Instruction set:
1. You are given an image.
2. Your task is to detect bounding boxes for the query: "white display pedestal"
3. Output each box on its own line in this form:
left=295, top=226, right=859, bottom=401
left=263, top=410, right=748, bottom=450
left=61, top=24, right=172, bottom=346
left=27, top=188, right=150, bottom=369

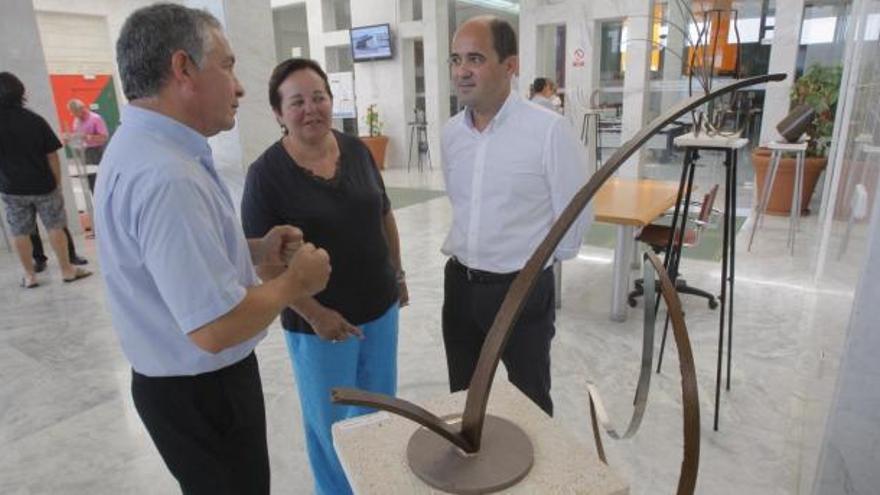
left=332, top=380, right=629, bottom=494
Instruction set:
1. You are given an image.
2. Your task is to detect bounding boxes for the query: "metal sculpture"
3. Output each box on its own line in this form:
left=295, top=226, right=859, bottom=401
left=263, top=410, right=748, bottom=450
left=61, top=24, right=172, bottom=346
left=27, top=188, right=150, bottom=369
left=332, top=73, right=785, bottom=494
left=588, top=252, right=700, bottom=494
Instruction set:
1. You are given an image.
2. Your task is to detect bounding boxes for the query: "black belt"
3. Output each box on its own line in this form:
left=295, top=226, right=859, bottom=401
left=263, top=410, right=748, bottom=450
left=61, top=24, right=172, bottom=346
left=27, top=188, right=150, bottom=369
left=450, top=257, right=520, bottom=284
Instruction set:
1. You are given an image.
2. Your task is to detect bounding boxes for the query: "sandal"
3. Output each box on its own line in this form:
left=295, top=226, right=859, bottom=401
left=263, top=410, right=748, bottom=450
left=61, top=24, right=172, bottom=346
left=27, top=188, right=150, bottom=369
left=20, top=276, right=39, bottom=289
left=63, top=268, right=93, bottom=283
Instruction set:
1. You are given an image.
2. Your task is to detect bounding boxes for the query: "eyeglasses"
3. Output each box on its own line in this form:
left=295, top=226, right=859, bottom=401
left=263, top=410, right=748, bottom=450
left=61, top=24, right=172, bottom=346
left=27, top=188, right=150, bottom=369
left=448, top=54, right=488, bottom=69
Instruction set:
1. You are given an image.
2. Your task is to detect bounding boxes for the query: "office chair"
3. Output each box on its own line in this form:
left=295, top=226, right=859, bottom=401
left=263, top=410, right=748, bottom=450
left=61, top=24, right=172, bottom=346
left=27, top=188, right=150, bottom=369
left=628, top=184, right=720, bottom=309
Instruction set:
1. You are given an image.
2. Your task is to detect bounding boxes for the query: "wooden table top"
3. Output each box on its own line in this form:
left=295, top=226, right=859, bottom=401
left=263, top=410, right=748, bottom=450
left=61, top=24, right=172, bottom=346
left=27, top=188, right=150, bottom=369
left=594, top=177, right=681, bottom=227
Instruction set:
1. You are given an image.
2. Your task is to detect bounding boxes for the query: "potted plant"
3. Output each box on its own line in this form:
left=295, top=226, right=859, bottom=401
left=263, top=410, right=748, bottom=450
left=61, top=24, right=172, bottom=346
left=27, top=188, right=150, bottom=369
left=360, top=104, right=389, bottom=170
left=752, top=64, right=842, bottom=215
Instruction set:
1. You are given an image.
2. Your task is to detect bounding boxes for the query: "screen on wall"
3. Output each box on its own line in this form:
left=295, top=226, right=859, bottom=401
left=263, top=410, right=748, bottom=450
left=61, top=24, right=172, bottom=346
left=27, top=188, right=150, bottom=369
left=350, top=24, right=393, bottom=62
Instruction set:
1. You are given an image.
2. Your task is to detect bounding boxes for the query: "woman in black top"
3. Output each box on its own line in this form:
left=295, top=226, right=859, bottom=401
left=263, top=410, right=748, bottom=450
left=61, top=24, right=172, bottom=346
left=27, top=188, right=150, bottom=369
left=0, top=72, right=91, bottom=288
left=241, top=59, right=406, bottom=495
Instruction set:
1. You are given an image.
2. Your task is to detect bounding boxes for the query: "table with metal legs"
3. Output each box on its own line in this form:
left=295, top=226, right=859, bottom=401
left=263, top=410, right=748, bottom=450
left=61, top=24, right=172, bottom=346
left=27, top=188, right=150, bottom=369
left=580, top=110, right=602, bottom=173
left=593, top=178, right=681, bottom=321
left=747, top=141, right=808, bottom=255
left=407, top=122, right=431, bottom=172
left=661, top=133, right=748, bottom=431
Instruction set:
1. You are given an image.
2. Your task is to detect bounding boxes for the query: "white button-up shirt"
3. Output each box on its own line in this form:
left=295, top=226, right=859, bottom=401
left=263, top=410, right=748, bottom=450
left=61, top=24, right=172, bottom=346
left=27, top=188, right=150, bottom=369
left=441, top=92, right=592, bottom=273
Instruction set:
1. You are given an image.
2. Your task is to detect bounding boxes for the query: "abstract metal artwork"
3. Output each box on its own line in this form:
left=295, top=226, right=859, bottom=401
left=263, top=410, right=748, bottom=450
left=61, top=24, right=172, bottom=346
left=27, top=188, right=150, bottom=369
left=587, top=252, right=700, bottom=495
left=332, top=73, right=785, bottom=494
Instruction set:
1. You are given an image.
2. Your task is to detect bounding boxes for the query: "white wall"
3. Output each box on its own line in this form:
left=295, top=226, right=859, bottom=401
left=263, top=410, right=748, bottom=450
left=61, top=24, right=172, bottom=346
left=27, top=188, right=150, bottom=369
left=35, top=12, right=115, bottom=76
left=274, top=4, right=311, bottom=61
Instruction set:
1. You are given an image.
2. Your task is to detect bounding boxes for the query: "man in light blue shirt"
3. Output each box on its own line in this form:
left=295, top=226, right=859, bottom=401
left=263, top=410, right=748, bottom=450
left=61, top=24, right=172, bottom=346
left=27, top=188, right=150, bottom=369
left=95, top=5, right=331, bottom=493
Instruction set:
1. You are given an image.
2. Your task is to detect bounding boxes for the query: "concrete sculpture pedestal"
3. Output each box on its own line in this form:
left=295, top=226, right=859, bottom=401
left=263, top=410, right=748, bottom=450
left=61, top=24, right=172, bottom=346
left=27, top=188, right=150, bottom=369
left=332, top=381, right=629, bottom=494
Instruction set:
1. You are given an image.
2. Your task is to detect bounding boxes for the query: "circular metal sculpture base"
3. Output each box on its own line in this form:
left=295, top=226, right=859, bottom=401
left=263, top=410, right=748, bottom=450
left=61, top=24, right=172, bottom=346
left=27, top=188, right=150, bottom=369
left=406, top=414, right=533, bottom=494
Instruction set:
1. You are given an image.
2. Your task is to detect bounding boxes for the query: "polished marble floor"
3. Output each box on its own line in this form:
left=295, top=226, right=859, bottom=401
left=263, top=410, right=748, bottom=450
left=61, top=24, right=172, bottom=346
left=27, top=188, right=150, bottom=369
left=0, top=166, right=859, bottom=494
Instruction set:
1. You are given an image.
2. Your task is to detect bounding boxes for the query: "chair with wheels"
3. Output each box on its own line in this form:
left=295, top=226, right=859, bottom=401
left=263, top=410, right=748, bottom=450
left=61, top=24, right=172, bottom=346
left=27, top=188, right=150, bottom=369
left=628, top=184, right=720, bottom=310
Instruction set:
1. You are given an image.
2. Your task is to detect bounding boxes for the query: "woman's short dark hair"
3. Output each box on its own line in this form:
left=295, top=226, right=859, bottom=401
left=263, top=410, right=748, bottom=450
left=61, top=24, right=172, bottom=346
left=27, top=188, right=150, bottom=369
left=0, top=72, right=26, bottom=108
left=268, top=58, right=333, bottom=113
left=532, top=77, right=549, bottom=94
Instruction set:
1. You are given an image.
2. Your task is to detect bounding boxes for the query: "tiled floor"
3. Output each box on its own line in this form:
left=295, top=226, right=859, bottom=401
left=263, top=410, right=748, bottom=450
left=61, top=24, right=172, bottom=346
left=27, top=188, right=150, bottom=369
left=0, top=166, right=858, bottom=494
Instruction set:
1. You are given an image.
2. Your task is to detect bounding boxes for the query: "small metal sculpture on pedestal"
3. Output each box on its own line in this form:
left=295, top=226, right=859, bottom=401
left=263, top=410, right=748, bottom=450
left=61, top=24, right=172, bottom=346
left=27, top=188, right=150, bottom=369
left=332, top=73, right=785, bottom=495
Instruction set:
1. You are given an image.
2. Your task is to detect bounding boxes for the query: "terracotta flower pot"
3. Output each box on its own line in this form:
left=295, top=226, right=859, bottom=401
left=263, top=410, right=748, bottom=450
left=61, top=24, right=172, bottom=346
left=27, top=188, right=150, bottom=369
left=361, top=135, right=389, bottom=170
left=752, top=147, right=827, bottom=216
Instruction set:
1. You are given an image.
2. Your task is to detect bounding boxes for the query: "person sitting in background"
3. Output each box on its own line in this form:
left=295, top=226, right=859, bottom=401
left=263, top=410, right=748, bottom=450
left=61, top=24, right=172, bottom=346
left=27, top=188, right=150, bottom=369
left=530, top=77, right=561, bottom=113
left=0, top=71, right=92, bottom=288
left=66, top=98, right=108, bottom=191
left=241, top=57, right=407, bottom=495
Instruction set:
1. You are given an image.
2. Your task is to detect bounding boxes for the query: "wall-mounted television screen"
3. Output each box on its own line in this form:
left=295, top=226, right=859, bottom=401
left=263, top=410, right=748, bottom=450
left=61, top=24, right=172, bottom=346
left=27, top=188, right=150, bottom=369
left=350, top=24, right=393, bottom=62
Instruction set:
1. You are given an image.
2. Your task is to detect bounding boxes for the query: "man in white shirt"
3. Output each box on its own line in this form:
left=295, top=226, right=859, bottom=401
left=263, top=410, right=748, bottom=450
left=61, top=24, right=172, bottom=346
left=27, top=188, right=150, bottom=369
left=441, top=16, right=591, bottom=416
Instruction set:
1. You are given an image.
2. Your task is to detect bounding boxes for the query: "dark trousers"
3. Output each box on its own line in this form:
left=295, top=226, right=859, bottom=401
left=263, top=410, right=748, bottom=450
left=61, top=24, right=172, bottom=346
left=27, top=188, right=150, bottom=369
left=84, top=146, right=103, bottom=192
left=131, top=353, right=269, bottom=495
left=31, top=226, right=77, bottom=262
left=442, top=258, right=556, bottom=416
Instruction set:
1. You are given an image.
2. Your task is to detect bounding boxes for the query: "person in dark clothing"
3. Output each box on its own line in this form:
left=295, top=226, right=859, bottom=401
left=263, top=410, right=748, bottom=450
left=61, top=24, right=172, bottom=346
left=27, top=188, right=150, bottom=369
left=31, top=227, right=89, bottom=272
left=0, top=71, right=92, bottom=288
left=241, top=58, right=407, bottom=495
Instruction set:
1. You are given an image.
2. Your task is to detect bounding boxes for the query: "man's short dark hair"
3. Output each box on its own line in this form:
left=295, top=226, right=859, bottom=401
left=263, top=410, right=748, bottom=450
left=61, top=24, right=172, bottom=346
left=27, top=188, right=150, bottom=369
left=116, top=3, right=221, bottom=100
left=0, top=72, right=26, bottom=108
left=489, top=18, right=517, bottom=61
left=268, top=58, right=333, bottom=114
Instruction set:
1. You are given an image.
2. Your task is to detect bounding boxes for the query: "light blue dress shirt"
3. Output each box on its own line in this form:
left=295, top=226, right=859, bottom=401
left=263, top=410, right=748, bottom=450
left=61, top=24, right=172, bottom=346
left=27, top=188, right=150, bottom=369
left=94, top=105, right=264, bottom=377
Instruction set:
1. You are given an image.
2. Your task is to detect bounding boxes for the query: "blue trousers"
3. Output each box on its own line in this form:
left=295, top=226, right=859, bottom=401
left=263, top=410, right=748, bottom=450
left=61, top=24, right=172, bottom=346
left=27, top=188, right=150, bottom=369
left=284, top=303, right=399, bottom=495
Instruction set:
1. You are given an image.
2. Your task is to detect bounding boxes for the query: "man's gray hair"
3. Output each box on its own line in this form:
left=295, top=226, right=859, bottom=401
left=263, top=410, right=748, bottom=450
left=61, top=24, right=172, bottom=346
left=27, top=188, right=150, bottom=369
left=67, top=98, right=85, bottom=111
left=116, top=3, right=221, bottom=100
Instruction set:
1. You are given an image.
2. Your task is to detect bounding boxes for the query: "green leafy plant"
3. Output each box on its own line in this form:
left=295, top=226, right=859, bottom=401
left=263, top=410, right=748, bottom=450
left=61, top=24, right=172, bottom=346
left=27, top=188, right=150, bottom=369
left=790, top=63, right=843, bottom=157
left=365, top=104, right=383, bottom=137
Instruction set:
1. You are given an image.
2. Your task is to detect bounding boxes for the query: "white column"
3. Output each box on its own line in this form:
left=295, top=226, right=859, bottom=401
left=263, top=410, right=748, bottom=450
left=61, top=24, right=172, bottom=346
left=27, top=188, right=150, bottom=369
left=187, top=0, right=279, bottom=172
left=1, top=0, right=80, bottom=232
left=350, top=0, right=408, bottom=169
left=660, top=0, right=687, bottom=112
left=619, top=1, right=652, bottom=177
left=563, top=1, right=596, bottom=129
left=423, top=0, right=450, bottom=166
left=760, top=0, right=806, bottom=145
left=518, top=0, right=540, bottom=100
left=224, top=0, right=279, bottom=169
left=305, top=0, right=328, bottom=67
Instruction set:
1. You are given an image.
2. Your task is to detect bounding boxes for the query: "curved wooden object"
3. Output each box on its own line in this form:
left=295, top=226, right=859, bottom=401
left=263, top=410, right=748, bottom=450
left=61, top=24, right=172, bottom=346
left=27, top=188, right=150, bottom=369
left=330, top=388, right=474, bottom=453
left=332, top=74, right=785, bottom=457
left=587, top=252, right=700, bottom=495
